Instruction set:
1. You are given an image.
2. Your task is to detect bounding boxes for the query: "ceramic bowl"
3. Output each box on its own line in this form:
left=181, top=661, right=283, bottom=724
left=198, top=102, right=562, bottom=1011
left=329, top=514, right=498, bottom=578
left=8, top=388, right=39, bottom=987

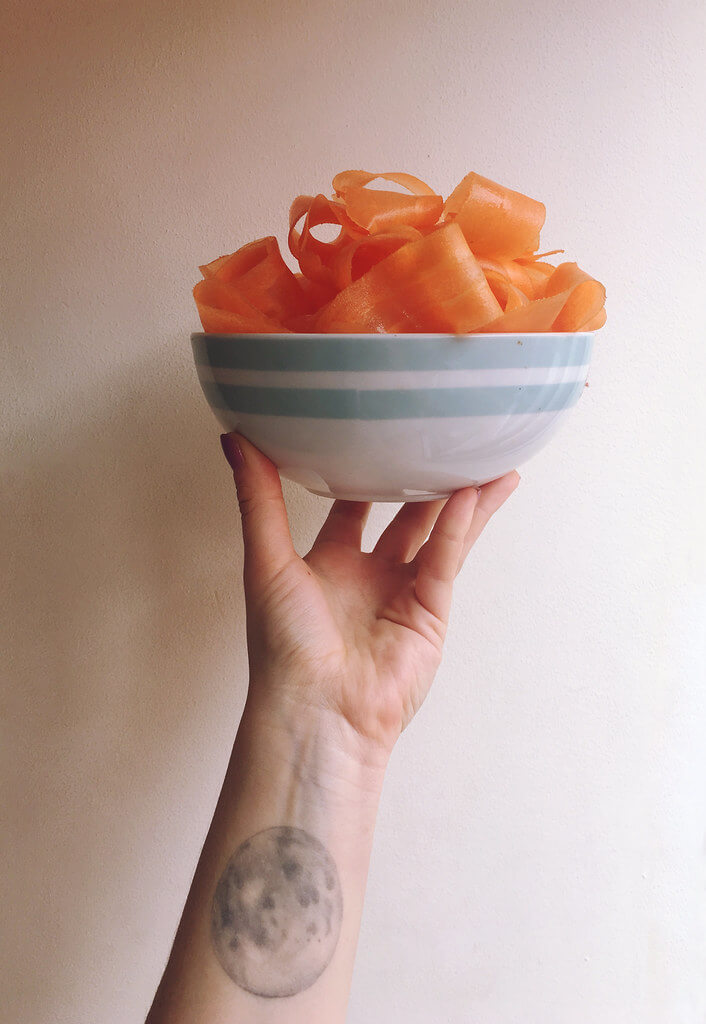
left=191, top=332, right=593, bottom=501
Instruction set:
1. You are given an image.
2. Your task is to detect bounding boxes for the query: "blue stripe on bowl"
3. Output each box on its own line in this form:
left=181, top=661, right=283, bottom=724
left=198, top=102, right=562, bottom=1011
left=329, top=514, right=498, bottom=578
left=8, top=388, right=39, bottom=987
left=199, top=380, right=585, bottom=419
left=192, top=333, right=593, bottom=373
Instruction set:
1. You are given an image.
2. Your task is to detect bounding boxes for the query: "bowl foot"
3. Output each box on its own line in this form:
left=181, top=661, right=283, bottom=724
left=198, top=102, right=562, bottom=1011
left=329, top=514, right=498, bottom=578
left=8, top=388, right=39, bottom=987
left=307, top=487, right=453, bottom=503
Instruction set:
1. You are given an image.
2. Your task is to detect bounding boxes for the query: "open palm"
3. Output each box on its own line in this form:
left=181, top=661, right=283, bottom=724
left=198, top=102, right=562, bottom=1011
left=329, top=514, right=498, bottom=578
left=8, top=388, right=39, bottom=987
left=223, top=433, right=519, bottom=756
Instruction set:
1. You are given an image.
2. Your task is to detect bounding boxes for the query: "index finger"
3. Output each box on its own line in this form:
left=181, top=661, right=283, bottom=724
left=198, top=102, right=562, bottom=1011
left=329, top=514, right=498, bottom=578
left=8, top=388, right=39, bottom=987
left=412, top=487, right=479, bottom=624
left=456, top=471, right=520, bottom=574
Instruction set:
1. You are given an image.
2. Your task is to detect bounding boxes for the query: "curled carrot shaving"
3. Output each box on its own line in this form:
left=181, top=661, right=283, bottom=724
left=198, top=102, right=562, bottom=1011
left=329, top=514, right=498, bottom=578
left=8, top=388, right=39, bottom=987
left=332, top=169, right=437, bottom=196
left=193, top=278, right=291, bottom=334
left=331, top=227, right=422, bottom=291
left=482, top=266, right=606, bottom=333
left=332, top=170, right=443, bottom=234
left=483, top=269, right=531, bottom=312
left=288, top=194, right=365, bottom=290
left=314, top=223, right=502, bottom=334
left=442, top=172, right=545, bottom=259
left=515, top=260, right=557, bottom=296
left=194, top=169, right=606, bottom=334
left=480, top=257, right=537, bottom=300
left=204, top=237, right=311, bottom=320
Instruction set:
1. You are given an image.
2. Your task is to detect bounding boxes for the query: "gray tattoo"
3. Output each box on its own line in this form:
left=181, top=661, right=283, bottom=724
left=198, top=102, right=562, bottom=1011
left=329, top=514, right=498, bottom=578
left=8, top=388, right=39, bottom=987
left=211, top=826, right=343, bottom=998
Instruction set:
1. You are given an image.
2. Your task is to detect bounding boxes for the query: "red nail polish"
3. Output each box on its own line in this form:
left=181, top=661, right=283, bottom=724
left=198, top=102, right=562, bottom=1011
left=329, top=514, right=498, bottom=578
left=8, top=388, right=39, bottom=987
left=220, top=433, right=245, bottom=472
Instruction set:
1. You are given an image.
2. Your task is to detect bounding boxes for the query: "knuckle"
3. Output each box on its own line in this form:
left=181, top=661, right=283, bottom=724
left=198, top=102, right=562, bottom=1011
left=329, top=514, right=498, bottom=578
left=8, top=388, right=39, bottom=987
left=434, top=521, right=463, bottom=546
left=237, top=491, right=280, bottom=519
left=331, top=501, right=367, bottom=520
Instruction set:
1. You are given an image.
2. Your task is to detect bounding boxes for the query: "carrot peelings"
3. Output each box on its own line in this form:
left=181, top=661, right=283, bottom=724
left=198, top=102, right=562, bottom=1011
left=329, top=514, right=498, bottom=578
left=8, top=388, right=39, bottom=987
left=194, top=169, right=605, bottom=334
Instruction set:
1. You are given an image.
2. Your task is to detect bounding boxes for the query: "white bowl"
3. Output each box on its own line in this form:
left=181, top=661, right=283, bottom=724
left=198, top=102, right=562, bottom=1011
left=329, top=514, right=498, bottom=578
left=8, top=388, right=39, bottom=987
left=192, top=332, right=593, bottom=501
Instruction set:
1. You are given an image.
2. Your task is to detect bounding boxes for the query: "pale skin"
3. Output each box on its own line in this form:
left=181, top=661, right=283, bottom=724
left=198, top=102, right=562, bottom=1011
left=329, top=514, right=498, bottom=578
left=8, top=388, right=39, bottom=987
left=146, top=433, right=519, bottom=1024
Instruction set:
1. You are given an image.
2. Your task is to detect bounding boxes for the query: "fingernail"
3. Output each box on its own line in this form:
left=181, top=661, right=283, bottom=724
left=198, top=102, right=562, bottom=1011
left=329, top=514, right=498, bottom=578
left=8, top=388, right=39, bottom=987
left=220, top=432, right=245, bottom=472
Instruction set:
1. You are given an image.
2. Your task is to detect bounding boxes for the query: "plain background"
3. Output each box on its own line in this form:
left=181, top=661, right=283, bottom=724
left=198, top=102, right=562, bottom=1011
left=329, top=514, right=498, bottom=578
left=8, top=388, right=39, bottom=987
left=2, top=0, right=705, bottom=1021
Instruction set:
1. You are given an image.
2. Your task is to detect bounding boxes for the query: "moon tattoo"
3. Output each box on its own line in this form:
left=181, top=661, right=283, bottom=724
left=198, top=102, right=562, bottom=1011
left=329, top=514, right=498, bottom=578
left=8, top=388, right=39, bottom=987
left=211, top=826, right=343, bottom=998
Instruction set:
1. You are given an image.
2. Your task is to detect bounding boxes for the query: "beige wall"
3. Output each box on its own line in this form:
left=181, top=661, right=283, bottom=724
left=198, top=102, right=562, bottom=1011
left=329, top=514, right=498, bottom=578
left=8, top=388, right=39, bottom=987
left=2, top=1, right=705, bottom=1021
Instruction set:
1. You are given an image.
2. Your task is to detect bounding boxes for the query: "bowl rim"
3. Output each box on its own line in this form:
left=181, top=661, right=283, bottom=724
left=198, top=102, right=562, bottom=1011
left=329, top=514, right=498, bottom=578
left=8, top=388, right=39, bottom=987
left=191, top=331, right=595, bottom=343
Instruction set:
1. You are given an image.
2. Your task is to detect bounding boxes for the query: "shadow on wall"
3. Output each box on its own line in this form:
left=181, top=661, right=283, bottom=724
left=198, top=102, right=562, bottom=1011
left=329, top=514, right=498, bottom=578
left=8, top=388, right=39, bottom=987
left=2, top=344, right=265, bottom=1021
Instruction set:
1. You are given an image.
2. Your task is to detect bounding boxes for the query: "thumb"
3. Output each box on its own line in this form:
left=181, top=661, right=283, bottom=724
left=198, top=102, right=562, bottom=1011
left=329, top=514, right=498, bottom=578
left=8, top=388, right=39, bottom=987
left=220, top=432, right=296, bottom=586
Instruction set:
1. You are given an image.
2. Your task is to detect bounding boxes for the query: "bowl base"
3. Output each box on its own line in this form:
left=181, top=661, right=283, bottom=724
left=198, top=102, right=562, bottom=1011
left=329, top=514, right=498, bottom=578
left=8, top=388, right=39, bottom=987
left=307, top=487, right=453, bottom=503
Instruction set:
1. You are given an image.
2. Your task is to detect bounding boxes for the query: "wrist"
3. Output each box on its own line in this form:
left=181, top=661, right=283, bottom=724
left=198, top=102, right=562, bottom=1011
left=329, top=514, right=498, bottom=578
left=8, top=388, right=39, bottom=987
left=237, top=685, right=389, bottom=809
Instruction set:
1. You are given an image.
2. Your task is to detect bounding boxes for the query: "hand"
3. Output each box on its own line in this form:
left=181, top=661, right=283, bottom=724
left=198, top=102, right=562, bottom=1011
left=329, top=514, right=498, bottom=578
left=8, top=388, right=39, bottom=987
left=221, top=433, right=519, bottom=764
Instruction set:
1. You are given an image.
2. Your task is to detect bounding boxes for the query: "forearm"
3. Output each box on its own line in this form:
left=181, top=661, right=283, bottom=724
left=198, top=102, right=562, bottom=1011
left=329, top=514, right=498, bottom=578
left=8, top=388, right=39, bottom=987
left=146, top=431, right=513, bottom=1021
left=147, top=685, right=387, bottom=1024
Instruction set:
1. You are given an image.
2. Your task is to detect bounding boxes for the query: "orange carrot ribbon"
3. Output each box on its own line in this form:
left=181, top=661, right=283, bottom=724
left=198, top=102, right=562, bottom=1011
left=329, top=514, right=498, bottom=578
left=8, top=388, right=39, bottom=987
left=194, top=170, right=606, bottom=334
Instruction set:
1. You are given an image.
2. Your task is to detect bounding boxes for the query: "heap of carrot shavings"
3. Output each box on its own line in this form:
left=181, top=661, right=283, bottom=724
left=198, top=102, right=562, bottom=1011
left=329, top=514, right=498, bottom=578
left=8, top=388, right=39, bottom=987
left=194, top=169, right=606, bottom=334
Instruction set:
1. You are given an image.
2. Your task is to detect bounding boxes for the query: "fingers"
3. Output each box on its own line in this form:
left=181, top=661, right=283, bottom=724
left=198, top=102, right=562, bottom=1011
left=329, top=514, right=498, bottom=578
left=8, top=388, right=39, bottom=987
left=373, top=499, right=446, bottom=563
left=456, top=471, right=520, bottom=573
left=220, top=432, right=296, bottom=585
left=413, top=487, right=480, bottom=624
left=311, top=500, right=371, bottom=550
